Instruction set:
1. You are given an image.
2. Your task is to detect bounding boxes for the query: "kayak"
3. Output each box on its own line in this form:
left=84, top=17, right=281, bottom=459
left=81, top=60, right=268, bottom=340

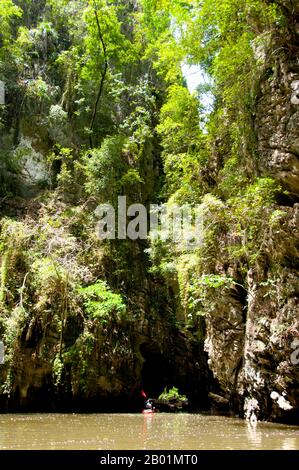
left=142, top=409, right=155, bottom=414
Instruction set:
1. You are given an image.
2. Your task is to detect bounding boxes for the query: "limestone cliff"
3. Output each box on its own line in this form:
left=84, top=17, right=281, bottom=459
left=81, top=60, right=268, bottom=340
left=202, top=1, right=299, bottom=423
left=0, top=0, right=298, bottom=423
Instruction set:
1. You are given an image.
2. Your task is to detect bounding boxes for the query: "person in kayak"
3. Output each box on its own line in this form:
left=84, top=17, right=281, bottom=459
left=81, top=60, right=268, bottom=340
left=141, top=390, right=156, bottom=412
left=145, top=399, right=153, bottom=410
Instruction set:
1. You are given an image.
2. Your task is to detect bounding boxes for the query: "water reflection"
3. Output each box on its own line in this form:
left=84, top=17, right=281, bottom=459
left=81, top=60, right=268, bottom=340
left=246, top=421, right=263, bottom=447
left=0, top=413, right=298, bottom=450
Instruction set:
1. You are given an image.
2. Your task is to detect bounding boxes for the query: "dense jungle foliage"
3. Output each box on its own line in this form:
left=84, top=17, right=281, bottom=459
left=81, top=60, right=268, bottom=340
left=0, top=0, right=298, bottom=420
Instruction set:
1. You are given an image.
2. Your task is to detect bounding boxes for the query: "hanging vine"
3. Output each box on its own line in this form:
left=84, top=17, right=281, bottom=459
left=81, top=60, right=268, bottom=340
left=89, top=2, right=108, bottom=149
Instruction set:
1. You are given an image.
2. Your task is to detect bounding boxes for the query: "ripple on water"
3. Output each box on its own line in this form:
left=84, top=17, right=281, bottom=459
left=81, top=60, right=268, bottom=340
left=0, top=413, right=298, bottom=450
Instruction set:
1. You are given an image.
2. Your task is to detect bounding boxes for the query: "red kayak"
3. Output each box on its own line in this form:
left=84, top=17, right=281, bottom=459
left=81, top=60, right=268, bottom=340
left=142, top=409, right=155, bottom=414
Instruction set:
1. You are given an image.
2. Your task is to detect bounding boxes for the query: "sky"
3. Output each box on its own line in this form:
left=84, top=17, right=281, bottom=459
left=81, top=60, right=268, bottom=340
left=181, top=64, right=205, bottom=93
left=181, top=63, right=214, bottom=113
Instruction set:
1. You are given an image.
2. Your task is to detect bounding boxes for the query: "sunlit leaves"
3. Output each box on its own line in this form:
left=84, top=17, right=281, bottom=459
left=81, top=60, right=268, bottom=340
left=156, top=84, right=206, bottom=202
left=0, top=0, right=22, bottom=42
left=157, top=84, right=201, bottom=153
left=80, top=280, right=126, bottom=322
left=83, top=136, right=127, bottom=201
left=82, top=0, right=134, bottom=82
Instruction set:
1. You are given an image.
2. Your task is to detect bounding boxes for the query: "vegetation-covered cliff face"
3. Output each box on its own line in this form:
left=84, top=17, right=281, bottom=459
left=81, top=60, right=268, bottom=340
left=0, top=0, right=210, bottom=411
left=0, top=0, right=298, bottom=422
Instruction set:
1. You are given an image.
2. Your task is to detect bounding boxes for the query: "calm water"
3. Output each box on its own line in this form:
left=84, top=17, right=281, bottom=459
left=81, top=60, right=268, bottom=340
left=0, top=413, right=298, bottom=450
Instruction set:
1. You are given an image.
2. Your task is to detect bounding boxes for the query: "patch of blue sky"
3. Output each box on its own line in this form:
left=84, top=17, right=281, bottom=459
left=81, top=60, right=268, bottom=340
left=181, top=63, right=214, bottom=130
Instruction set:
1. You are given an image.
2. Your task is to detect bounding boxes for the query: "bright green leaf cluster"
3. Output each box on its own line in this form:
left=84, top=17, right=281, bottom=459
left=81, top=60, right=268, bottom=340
left=80, top=281, right=126, bottom=321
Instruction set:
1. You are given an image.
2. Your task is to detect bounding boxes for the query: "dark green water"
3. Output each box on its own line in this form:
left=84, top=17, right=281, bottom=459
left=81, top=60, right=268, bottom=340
left=0, top=413, right=298, bottom=450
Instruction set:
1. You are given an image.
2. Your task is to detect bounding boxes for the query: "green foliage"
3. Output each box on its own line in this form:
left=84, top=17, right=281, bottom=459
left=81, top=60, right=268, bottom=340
left=48, top=104, right=67, bottom=124
left=26, top=78, right=51, bottom=101
left=230, top=178, right=278, bottom=218
left=52, top=355, right=64, bottom=386
left=84, top=136, right=127, bottom=201
left=0, top=219, right=31, bottom=307
left=157, top=84, right=201, bottom=154
left=83, top=0, right=134, bottom=78
left=63, top=328, right=96, bottom=394
left=0, top=0, right=294, bottom=403
left=48, top=146, right=81, bottom=197
left=196, top=274, right=234, bottom=289
left=0, top=249, right=11, bottom=304
left=188, top=178, right=279, bottom=271
left=120, top=169, right=144, bottom=190
left=226, top=178, right=280, bottom=262
left=138, top=0, right=185, bottom=83
left=0, top=0, right=22, bottom=45
left=2, top=306, right=29, bottom=394
left=187, top=273, right=235, bottom=319
left=120, top=77, right=156, bottom=146
left=159, top=386, right=187, bottom=402
left=157, top=84, right=206, bottom=202
left=80, top=281, right=126, bottom=322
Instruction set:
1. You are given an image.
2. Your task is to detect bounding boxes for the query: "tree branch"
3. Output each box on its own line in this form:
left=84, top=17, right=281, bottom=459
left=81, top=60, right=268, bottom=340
left=89, top=4, right=108, bottom=149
